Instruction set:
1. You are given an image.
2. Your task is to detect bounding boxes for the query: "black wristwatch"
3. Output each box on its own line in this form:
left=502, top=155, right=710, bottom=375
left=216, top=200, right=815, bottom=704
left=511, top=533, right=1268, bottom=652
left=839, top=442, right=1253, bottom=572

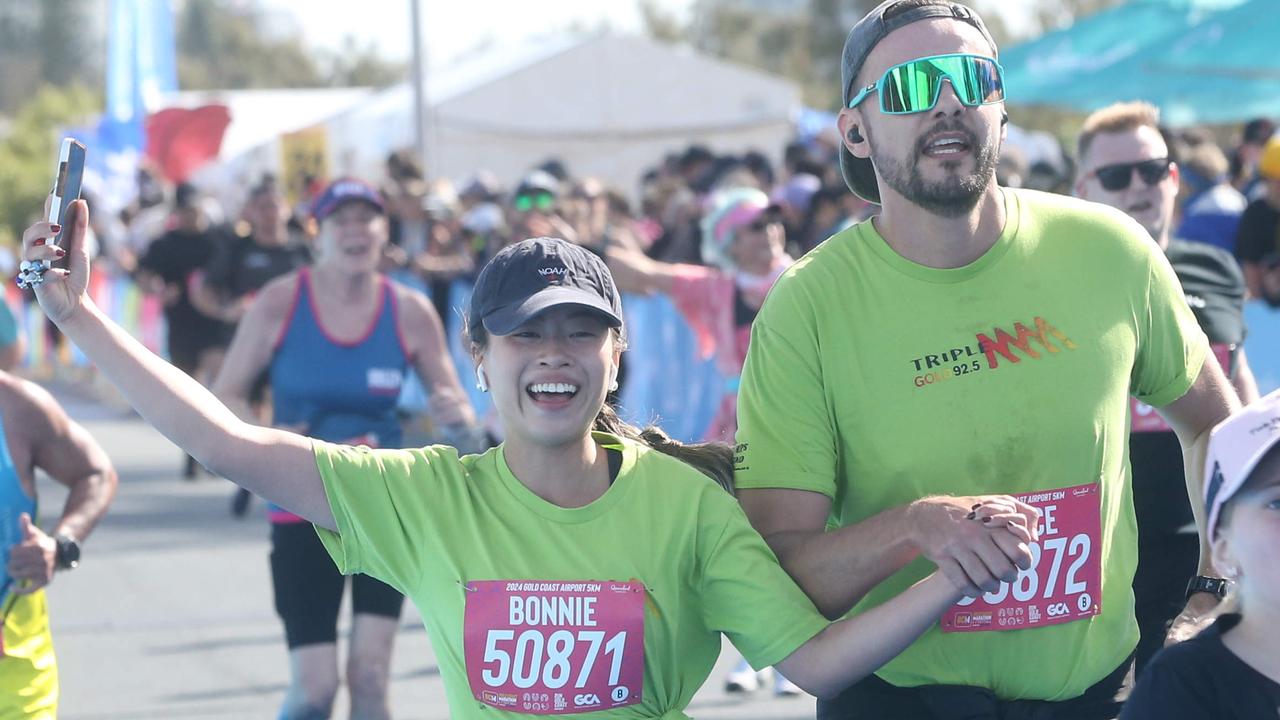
left=54, top=534, right=80, bottom=570
left=1184, top=575, right=1227, bottom=601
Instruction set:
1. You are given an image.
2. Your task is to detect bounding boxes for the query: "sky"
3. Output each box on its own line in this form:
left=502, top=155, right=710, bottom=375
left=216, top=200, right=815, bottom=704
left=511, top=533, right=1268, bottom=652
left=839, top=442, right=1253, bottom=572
left=259, top=0, right=696, bottom=67
left=258, top=0, right=1035, bottom=69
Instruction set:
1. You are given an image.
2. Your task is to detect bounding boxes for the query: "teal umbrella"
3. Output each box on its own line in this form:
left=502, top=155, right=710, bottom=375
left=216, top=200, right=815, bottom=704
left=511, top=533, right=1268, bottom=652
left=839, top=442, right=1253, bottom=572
left=1148, top=0, right=1280, bottom=74
left=1023, top=0, right=1280, bottom=124
left=1000, top=0, right=1244, bottom=107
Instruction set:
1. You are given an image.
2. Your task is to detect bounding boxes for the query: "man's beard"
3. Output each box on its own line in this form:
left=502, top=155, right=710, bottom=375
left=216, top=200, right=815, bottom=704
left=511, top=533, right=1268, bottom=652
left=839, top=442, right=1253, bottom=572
left=870, top=119, right=999, bottom=217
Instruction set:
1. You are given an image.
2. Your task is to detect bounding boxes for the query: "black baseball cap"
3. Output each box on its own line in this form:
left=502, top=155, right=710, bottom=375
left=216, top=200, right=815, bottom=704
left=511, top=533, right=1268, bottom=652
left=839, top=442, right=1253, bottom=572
left=839, top=0, right=998, bottom=203
left=470, top=237, right=623, bottom=337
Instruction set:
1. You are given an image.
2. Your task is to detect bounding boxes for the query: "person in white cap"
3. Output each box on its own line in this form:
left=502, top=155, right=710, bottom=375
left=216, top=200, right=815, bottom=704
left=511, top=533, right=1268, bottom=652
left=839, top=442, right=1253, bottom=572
left=1120, top=391, right=1280, bottom=719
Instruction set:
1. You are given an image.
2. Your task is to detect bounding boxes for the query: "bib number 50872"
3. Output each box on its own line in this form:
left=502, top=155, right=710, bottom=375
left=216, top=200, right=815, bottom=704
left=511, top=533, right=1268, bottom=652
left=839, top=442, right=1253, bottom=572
left=941, top=483, right=1102, bottom=633
left=480, top=629, right=628, bottom=689
left=956, top=533, right=1091, bottom=606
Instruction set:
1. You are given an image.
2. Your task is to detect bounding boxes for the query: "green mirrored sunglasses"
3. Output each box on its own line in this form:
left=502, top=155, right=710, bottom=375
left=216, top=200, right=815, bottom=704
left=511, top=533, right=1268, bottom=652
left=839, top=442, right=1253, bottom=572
left=848, top=53, right=1005, bottom=115
left=514, top=192, right=555, bottom=212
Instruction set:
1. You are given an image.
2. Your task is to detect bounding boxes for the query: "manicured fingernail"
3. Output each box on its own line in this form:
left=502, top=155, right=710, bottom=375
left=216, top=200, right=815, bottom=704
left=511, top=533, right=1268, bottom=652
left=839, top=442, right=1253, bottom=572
left=971, top=504, right=981, bottom=510
left=54, top=248, right=65, bottom=257
left=966, top=511, right=977, bottom=520
left=982, top=516, right=991, bottom=523
left=33, top=238, right=45, bottom=246
left=50, top=224, right=60, bottom=232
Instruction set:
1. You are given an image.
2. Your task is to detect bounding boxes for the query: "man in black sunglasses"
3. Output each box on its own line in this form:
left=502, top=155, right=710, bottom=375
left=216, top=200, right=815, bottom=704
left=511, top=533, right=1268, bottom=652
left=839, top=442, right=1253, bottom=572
left=1076, top=101, right=1259, bottom=676
left=733, top=1, right=1241, bottom=718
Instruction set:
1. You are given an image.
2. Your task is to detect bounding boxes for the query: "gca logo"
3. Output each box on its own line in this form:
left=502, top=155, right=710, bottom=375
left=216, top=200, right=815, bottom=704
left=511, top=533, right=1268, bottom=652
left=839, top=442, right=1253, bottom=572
left=574, top=694, right=602, bottom=707
left=1046, top=602, right=1070, bottom=617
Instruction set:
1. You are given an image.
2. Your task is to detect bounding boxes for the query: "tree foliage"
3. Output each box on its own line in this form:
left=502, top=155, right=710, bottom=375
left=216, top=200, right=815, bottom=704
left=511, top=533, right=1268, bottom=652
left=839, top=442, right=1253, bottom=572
left=640, top=0, right=1125, bottom=120
left=0, top=84, right=101, bottom=246
left=0, top=1, right=98, bottom=116
left=0, top=0, right=407, bottom=246
left=176, top=0, right=406, bottom=90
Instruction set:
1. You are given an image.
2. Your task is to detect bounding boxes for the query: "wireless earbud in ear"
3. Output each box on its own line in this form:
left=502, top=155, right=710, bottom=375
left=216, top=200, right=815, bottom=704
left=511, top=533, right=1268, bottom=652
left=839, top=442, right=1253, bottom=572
left=475, top=365, right=489, bottom=393
left=847, top=127, right=864, bottom=144
left=1001, top=112, right=1009, bottom=126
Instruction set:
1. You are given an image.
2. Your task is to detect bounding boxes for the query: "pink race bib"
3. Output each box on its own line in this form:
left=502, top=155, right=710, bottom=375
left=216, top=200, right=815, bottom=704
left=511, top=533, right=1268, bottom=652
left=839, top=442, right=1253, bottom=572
left=941, top=483, right=1102, bottom=633
left=1131, top=344, right=1231, bottom=433
left=464, top=580, right=645, bottom=714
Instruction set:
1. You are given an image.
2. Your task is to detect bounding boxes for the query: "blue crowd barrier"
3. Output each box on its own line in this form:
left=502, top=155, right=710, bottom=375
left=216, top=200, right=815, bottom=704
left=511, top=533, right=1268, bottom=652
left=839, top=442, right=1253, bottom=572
left=10, top=270, right=727, bottom=446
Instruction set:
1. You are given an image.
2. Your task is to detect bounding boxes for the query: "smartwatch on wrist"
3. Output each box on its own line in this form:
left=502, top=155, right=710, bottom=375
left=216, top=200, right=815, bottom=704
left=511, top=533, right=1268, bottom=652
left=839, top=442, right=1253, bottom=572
left=54, top=534, right=80, bottom=570
left=1184, top=575, right=1227, bottom=601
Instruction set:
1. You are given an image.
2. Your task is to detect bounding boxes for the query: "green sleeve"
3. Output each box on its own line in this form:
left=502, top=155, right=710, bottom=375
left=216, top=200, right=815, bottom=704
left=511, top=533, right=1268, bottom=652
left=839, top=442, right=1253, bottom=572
left=1131, top=246, right=1211, bottom=407
left=734, top=307, right=838, bottom=497
left=696, top=494, right=828, bottom=669
left=312, top=441, right=461, bottom=593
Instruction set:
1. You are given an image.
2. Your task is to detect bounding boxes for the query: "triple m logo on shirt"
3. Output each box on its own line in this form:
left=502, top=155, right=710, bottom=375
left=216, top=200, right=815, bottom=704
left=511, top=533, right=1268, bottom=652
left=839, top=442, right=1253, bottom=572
left=910, top=317, right=1077, bottom=389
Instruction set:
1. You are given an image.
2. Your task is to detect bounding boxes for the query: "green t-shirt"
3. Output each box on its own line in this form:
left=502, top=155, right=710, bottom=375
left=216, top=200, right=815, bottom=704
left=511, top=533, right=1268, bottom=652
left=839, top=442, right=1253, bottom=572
left=735, top=189, right=1209, bottom=701
left=314, top=432, right=827, bottom=719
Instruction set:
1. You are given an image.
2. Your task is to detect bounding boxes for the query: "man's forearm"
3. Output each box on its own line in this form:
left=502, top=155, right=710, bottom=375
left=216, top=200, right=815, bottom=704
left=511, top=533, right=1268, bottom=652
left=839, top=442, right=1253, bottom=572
left=1182, top=427, right=1217, bottom=575
left=53, top=469, right=116, bottom=542
left=764, top=504, right=921, bottom=620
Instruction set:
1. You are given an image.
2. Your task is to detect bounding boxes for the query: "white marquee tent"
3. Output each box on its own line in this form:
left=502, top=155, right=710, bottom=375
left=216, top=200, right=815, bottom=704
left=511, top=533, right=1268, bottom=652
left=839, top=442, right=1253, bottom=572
left=193, top=34, right=800, bottom=202
left=323, top=34, right=800, bottom=192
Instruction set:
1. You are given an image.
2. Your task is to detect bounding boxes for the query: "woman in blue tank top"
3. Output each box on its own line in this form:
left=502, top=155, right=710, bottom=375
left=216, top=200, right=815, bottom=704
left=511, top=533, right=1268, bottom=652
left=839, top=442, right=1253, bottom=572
left=210, top=178, right=482, bottom=720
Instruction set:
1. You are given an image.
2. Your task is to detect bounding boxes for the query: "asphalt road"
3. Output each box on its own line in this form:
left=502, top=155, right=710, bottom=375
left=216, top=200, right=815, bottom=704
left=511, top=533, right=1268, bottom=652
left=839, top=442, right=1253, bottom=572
left=33, top=379, right=817, bottom=719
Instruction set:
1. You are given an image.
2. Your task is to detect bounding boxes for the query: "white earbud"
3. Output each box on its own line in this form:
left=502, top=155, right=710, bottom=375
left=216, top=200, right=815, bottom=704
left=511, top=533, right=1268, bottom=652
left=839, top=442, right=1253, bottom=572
left=609, top=368, right=619, bottom=393
left=475, top=364, right=489, bottom=393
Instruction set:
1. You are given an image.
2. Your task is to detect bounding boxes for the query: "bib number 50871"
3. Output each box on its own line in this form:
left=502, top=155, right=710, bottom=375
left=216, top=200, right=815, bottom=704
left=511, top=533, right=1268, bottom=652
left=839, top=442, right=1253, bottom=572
left=480, top=629, right=628, bottom=689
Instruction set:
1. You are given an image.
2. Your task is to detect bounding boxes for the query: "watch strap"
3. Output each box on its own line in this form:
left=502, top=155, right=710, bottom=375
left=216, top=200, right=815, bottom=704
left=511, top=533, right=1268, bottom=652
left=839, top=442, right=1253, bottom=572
left=54, top=534, right=80, bottom=570
left=1184, top=575, right=1228, bottom=601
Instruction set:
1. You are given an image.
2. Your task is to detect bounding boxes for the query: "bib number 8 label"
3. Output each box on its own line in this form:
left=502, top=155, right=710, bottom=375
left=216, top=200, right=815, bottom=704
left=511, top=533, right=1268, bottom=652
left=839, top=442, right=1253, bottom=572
left=480, top=629, right=628, bottom=690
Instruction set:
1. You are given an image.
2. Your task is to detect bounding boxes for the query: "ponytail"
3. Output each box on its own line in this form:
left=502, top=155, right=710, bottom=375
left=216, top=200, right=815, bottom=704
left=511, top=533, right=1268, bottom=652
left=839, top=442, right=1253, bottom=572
left=593, top=404, right=735, bottom=495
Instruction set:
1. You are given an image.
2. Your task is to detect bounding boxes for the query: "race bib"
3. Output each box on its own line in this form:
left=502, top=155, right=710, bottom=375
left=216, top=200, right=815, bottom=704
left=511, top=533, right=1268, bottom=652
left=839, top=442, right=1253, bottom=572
left=464, top=580, right=645, bottom=714
left=1131, top=344, right=1231, bottom=433
left=941, top=483, right=1102, bottom=633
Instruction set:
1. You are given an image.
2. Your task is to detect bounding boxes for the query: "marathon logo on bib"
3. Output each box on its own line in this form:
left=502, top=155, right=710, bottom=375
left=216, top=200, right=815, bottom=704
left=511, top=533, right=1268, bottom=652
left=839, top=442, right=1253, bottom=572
left=1131, top=344, right=1232, bottom=433
left=942, top=483, right=1102, bottom=633
left=366, top=368, right=403, bottom=396
left=464, top=580, right=645, bottom=714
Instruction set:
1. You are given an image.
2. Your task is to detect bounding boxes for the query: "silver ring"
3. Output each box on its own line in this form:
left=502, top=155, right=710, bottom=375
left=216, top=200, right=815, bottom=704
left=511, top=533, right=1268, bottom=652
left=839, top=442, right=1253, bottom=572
left=16, top=259, right=49, bottom=290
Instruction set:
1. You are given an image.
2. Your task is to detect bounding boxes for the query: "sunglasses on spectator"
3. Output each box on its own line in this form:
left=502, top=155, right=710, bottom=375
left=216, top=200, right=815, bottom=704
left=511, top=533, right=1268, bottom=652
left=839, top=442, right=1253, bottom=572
left=848, top=53, right=1005, bottom=115
left=1088, top=158, right=1172, bottom=191
left=514, top=192, right=555, bottom=212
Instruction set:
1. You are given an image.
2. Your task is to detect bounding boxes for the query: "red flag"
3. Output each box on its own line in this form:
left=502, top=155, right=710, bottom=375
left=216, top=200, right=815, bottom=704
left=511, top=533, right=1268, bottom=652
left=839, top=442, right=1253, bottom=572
left=145, top=104, right=232, bottom=183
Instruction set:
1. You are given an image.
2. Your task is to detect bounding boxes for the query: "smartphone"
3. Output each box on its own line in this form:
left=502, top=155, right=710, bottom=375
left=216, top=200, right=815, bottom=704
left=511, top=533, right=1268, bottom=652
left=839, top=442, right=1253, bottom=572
left=48, top=138, right=87, bottom=250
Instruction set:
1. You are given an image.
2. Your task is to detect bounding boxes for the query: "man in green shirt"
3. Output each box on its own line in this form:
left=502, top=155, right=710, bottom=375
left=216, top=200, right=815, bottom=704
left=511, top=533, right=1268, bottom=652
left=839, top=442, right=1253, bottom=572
left=733, top=1, right=1240, bottom=717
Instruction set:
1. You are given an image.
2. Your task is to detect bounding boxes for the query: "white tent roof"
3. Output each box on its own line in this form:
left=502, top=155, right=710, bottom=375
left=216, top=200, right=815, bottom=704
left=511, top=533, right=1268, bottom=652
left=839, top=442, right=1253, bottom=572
left=323, top=33, right=800, bottom=191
